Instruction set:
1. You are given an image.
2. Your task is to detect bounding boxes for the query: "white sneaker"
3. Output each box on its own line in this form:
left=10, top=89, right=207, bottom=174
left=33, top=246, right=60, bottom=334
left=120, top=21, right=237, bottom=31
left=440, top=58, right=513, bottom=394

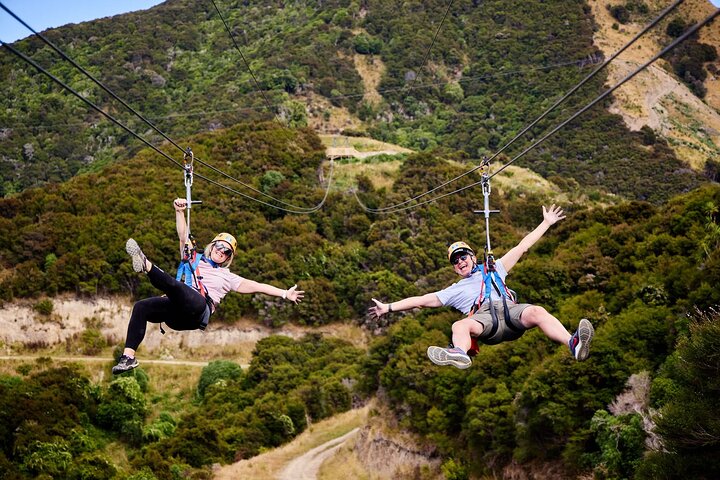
left=427, top=346, right=472, bottom=369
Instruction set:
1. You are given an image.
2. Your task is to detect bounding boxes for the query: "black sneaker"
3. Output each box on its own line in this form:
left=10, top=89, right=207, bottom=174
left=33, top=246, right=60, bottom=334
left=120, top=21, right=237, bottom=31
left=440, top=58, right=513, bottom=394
left=125, top=238, right=148, bottom=273
left=568, top=319, right=594, bottom=361
left=112, top=355, right=139, bottom=374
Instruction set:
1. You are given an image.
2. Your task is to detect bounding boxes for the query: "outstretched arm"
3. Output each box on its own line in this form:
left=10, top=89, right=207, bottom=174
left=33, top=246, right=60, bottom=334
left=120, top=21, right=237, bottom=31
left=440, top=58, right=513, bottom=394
left=499, top=204, right=565, bottom=272
left=368, top=292, right=443, bottom=318
left=173, top=198, right=188, bottom=256
left=235, top=280, right=304, bottom=304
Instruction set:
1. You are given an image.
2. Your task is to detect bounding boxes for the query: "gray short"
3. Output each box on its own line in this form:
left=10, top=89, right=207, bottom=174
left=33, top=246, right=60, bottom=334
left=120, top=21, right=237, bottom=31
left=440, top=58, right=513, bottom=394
left=470, top=301, right=531, bottom=345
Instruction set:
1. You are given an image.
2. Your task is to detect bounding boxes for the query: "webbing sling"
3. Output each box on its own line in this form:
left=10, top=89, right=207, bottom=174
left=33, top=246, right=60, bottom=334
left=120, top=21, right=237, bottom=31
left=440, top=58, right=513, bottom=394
left=469, top=260, right=523, bottom=338
left=176, top=251, right=204, bottom=289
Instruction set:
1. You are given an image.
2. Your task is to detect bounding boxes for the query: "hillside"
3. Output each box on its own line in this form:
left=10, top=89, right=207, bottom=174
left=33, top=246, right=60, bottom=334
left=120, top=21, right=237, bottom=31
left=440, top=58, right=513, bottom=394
left=1, top=0, right=712, bottom=201
left=588, top=0, right=720, bottom=170
left=2, top=1, right=720, bottom=479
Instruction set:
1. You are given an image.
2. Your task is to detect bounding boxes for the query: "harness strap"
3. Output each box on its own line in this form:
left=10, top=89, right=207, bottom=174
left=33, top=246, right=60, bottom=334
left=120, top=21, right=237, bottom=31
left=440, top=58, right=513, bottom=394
left=468, top=260, right=522, bottom=339
left=167, top=252, right=212, bottom=335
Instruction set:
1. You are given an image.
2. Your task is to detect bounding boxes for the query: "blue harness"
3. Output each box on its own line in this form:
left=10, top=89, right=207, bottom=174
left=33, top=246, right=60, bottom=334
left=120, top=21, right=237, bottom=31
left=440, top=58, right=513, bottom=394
left=176, top=253, right=204, bottom=287
left=470, top=260, right=522, bottom=339
left=172, top=253, right=217, bottom=333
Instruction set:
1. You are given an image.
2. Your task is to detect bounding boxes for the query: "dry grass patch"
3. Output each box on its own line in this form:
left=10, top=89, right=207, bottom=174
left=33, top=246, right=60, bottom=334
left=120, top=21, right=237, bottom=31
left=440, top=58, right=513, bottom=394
left=318, top=440, right=370, bottom=480
left=333, top=160, right=402, bottom=191
left=304, top=92, right=363, bottom=133
left=319, top=134, right=412, bottom=154
left=587, top=0, right=720, bottom=168
left=354, top=54, right=386, bottom=106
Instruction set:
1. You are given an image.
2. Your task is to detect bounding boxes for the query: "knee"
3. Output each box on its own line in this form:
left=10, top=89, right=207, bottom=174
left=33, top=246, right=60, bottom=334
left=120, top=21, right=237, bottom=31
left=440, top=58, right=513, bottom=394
left=522, top=305, right=548, bottom=323
left=130, top=299, right=151, bottom=320
left=452, top=319, right=472, bottom=334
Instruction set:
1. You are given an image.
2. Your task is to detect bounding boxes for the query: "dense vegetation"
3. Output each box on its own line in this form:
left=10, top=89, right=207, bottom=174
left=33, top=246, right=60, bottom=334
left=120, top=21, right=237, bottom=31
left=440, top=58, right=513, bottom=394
left=1, top=0, right=712, bottom=200
left=1, top=118, right=719, bottom=477
left=2, top=0, right=720, bottom=478
left=0, top=334, right=366, bottom=479
left=363, top=184, right=720, bottom=478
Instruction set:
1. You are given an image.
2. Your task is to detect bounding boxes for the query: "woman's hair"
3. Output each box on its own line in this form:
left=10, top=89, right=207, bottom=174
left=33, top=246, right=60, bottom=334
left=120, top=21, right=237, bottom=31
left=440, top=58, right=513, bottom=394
left=204, top=242, right=234, bottom=268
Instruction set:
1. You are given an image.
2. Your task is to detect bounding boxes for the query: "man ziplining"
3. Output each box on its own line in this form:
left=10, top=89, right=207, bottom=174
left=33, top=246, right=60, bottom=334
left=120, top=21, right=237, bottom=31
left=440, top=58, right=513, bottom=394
left=368, top=204, right=594, bottom=369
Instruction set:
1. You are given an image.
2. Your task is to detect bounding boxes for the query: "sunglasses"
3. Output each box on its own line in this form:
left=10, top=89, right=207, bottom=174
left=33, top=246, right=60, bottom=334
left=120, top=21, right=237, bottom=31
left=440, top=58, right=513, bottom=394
left=215, top=245, right=233, bottom=256
left=451, top=254, right=470, bottom=265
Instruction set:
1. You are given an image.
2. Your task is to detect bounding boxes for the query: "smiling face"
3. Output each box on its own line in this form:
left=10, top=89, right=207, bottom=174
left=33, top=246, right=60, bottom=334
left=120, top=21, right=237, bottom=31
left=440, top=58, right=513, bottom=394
left=451, top=252, right=476, bottom=277
left=210, top=241, right=233, bottom=264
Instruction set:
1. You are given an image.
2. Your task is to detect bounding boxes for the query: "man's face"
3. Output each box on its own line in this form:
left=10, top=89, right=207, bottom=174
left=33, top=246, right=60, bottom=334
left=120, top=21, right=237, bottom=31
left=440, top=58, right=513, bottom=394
left=451, top=253, right=474, bottom=277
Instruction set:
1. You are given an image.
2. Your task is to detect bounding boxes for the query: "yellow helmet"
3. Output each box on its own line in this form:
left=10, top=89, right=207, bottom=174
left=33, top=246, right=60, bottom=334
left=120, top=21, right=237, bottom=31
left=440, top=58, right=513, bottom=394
left=212, top=233, right=237, bottom=253
left=447, top=241, right=475, bottom=263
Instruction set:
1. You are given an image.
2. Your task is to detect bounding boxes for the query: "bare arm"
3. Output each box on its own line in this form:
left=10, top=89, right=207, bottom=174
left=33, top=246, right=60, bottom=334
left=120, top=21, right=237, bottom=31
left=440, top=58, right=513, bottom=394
left=368, top=292, right=443, bottom=318
left=235, top=279, right=304, bottom=304
left=173, top=198, right=188, bottom=256
left=500, top=204, right=565, bottom=272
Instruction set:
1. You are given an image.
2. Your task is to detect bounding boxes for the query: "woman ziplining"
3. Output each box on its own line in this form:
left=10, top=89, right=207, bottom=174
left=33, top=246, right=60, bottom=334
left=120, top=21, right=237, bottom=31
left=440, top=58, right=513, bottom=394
left=113, top=198, right=305, bottom=374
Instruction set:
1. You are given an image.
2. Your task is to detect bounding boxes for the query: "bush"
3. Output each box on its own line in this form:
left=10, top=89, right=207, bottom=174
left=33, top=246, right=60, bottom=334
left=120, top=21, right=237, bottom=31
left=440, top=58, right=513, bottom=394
left=79, top=328, right=106, bottom=355
left=589, top=410, right=645, bottom=478
left=33, top=299, right=54, bottom=316
left=666, top=17, right=687, bottom=38
left=609, top=5, right=630, bottom=24
left=638, top=309, right=720, bottom=478
left=97, top=377, right=147, bottom=434
left=197, top=360, right=243, bottom=399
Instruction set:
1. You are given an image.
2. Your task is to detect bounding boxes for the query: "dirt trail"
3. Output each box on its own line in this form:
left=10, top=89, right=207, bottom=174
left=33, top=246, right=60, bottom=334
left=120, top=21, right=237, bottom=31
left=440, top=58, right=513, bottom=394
left=0, top=355, right=220, bottom=367
left=277, top=428, right=360, bottom=480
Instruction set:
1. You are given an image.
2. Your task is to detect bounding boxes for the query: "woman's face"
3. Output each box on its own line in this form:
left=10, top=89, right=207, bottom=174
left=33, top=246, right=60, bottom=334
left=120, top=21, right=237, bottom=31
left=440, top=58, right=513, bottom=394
left=210, top=241, right=233, bottom=263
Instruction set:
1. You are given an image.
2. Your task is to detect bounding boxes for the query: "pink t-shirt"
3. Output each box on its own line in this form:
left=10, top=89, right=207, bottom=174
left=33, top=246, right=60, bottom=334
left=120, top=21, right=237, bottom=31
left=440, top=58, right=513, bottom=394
left=195, top=257, right=244, bottom=305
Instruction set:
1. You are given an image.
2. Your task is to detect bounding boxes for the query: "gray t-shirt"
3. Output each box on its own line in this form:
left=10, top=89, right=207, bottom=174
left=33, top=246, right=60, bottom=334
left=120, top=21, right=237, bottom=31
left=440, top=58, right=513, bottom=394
left=435, top=259, right=509, bottom=314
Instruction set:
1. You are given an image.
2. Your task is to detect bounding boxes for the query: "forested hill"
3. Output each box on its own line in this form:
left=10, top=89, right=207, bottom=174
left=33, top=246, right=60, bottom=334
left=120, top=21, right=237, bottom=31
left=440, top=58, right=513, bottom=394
left=1, top=118, right=720, bottom=479
left=1, top=0, right=711, bottom=201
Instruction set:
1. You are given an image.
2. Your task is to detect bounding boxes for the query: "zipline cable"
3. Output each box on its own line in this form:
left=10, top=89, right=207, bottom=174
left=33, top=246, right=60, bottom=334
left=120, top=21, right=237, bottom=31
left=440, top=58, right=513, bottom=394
left=356, top=7, right=720, bottom=214
left=0, top=40, right=183, bottom=171
left=0, top=39, right=334, bottom=214
left=0, top=1, right=331, bottom=213
left=355, top=0, right=686, bottom=213
left=407, top=0, right=455, bottom=90
left=209, top=0, right=285, bottom=128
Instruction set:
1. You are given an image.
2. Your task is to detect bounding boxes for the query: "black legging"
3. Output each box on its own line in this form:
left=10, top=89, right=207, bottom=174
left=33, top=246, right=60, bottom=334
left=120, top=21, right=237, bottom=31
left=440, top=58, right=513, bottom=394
left=124, top=264, right=207, bottom=350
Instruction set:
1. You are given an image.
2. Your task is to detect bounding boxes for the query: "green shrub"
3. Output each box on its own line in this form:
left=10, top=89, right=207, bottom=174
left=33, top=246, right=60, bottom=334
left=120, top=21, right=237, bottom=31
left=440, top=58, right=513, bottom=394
left=97, top=377, right=147, bottom=434
left=197, top=360, right=243, bottom=399
left=589, top=410, right=645, bottom=478
left=79, top=328, right=106, bottom=355
left=33, top=299, right=54, bottom=316
left=21, top=440, right=72, bottom=477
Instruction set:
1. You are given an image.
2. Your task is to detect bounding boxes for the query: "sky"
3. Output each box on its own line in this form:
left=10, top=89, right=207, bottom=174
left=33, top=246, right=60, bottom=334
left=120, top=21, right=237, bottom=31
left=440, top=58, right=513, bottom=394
left=1, top=0, right=165, bottom=43
left=1, top=0, right=719, bottom=44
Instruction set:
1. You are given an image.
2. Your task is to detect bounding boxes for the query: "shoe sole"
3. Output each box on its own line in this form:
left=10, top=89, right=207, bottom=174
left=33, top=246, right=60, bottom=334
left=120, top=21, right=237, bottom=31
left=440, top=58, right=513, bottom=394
left=427, top=346, right=472, bottom=369
left=575, top=319, right=594, bottom=361
left=112, top=361, right=139, bottom=375
left=125, top=239, right=146, bottom=273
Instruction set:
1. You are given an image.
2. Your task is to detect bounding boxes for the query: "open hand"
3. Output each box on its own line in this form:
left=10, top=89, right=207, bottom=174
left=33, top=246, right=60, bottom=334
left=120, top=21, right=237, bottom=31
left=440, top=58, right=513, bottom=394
left=543, top=204, right=566, bottom=226
left=286, top=284, right=304, bottom=304
left=368, top=298, right=389, bottom=319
